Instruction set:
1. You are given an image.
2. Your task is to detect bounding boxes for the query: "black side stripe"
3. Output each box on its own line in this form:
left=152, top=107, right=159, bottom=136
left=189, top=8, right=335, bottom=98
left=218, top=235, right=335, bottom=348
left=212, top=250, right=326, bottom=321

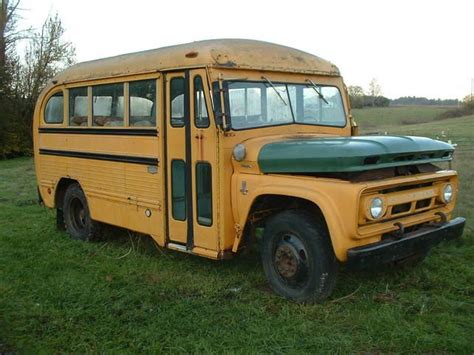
left=39, top=127, right=158, bottom=136
left=39, top=149, right=158, bottom=165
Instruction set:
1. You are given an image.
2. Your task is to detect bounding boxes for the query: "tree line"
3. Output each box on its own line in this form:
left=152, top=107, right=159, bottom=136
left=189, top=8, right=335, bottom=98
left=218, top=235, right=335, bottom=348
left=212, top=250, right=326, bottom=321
left=0, top=0, right=75, bottom=158
left=348, top=79, right=461, bottom=109
left=391, top=96, right=459, bottom=106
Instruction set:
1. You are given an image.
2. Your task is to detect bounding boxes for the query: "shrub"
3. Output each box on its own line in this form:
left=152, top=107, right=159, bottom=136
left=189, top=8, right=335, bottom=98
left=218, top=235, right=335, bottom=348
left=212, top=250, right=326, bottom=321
left=437, top=99, right=474, bottom=119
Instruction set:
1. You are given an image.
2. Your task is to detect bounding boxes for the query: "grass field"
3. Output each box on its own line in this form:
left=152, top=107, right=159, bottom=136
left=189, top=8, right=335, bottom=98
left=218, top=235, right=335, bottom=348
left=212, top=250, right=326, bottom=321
left=352, top=106, right=452, bottom=129
left=1, top=107, right=473, bottom=352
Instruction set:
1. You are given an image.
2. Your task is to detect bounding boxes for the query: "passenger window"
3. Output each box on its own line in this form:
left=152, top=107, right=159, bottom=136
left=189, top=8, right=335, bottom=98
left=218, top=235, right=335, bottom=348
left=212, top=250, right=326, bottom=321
left=194, top=76, right=209, bottom=128
left=130, top=80, right=156, bottom=127
left=170, top=77, right=185, bottom=127
left=44, top=92, right=64, bottom=124
left=171, top=160, right=186, bottom=221
left=69, top=87, right=88, bottom=126
left=196, top=162, right=212, bottom=226
left=92, top=83, right=124, bottom=127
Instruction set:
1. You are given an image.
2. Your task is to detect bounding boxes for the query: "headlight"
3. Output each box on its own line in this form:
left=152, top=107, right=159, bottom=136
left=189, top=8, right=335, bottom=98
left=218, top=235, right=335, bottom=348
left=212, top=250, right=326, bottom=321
left=233, top=144, right=246, bottom=161
left=442, top=184, right=453, bottom=203
left=370, top=197, right=384, bottom=219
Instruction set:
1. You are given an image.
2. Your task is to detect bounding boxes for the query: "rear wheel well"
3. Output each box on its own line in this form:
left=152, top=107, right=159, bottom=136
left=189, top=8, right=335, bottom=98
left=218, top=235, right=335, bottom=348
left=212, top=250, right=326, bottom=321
left=241, top=194, right=330, bottom=250
left=55, top=178, right=79, bottom=209
left=55, top=178, right=79, bottom=230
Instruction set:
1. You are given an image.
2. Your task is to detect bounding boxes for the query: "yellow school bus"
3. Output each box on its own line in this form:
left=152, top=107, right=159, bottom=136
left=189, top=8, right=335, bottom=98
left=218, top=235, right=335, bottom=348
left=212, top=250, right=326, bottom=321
left=34, top=39, right=465, bottom=303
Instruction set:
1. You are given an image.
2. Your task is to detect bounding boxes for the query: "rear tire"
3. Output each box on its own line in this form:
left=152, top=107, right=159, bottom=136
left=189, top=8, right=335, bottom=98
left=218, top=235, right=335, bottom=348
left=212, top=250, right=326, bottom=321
left=261, top=210, right=338, bottom=303
left=63, top=183, right=98, bottom=241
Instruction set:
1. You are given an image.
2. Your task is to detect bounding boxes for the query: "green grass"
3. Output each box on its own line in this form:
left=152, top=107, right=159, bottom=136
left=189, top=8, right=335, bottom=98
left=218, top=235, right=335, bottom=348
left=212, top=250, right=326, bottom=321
left=353, top=105, right=451, bottom=129
left=1, top=110, right=473, bottom=352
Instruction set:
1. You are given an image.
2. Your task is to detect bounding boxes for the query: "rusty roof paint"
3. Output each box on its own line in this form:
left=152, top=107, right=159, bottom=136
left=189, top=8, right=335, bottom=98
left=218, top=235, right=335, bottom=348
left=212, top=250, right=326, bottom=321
left=53, top=39, right=340, bottom=83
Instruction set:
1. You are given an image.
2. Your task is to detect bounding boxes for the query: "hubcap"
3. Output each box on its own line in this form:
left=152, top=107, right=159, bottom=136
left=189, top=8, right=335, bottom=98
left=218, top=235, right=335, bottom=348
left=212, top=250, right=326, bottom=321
left=275, top=244, right=300, bottom=278
left=273, top=234, right=309, bottom=287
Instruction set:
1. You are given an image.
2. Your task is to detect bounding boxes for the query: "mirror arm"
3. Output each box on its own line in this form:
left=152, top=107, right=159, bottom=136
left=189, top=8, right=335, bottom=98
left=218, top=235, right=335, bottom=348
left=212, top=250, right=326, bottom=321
left=217, top=74, right=231, bottom=131
left=342, top=83, right=359, bottom=136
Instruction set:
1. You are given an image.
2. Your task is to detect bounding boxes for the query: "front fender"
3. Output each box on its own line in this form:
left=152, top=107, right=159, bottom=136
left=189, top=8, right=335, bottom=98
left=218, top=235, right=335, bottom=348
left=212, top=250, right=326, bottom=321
left=231, top=173, right=378, bottom=261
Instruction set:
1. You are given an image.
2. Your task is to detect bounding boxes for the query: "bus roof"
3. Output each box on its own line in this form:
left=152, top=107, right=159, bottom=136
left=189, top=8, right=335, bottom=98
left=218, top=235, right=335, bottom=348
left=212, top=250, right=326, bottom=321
left=53, top=39, right=340, bottom=84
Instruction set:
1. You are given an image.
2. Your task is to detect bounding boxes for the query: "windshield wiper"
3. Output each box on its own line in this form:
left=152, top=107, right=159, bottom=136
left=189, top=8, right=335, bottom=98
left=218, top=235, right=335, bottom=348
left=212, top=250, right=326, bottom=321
left=306, top=79, right=329, bottom=104
left=261, top=76, right=288, bottom=106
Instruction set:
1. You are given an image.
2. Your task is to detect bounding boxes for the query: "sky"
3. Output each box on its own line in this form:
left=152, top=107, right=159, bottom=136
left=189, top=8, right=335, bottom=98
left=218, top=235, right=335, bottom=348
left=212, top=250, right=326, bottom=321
left=16, top=0, right=474, bottom=100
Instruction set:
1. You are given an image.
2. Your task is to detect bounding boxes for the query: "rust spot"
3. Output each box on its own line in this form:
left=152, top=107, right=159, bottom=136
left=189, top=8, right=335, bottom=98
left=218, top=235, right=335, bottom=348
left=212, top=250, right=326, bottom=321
left=221, top=60, right=237, bottom=67
left=185, top=51, right=199, bottom=58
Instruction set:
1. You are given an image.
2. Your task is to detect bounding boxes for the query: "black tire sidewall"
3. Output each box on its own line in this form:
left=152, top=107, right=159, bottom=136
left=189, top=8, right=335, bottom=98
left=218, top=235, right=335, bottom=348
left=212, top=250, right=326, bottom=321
left=262, top=210, right=338, bottom=303
left=63, top=184, right=94, bottom=241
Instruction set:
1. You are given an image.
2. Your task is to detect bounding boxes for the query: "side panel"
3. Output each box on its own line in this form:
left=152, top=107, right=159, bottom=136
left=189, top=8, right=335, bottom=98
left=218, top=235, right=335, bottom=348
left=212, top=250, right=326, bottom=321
left=39, top=154, right=162, bottom=239
left=35, top=75, right=166, bottom=245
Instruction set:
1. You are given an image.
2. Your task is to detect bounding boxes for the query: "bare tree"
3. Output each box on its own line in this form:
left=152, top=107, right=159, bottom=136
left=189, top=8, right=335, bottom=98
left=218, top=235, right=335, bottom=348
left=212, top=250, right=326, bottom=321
left=9, top=12, right=76, bottom=150
left=368, top=78, right=382, bottom=107
left=14, top=13, right=75, bottom=103
left=0, top=1, right=30, bottom=73
left=1, top=0, right=20, bottom=88
left=1, top=0, right=17, bottom=66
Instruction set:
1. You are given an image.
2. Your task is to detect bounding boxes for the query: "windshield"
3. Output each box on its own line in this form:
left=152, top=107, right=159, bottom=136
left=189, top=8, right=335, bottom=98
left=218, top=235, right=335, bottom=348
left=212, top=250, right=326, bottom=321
left=227, top=81, right=346, bottom=130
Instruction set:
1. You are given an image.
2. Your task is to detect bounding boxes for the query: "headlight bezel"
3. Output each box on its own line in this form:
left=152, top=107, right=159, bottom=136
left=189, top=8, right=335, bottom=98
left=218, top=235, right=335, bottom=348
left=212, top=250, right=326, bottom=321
left=233, top=143, right=246, bottom=162
left=365, top=196, right=386, bottom=221
left=441, top=183, right=454, bottom=203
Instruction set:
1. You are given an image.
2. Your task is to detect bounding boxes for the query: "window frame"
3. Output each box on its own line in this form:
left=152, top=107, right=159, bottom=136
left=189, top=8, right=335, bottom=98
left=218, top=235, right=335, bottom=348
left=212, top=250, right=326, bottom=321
left=224, top=80, right=348, bottom=131
left=171, top=159, right=187, bottom=221
left=195, top=161, right=213, bottom=227
left=92, top=82, right=125, bottom=127
left=170, top=77, right=186, bottom=128
left=65, top=76, right=160, bottom=129
left=193, top=75, right=210, bottom=129
left=128, top=78, right=157, bottom=128
left=43, top=90, right=65, bottom=125
left=68, top=86, right=89, bottom=127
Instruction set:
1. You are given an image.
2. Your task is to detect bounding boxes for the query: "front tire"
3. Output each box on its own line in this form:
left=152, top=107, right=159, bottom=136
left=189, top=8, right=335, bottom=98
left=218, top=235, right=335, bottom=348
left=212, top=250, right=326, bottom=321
left=63, top=183, right=98, bottom=241
left=261, top=210, right=338, bottom=303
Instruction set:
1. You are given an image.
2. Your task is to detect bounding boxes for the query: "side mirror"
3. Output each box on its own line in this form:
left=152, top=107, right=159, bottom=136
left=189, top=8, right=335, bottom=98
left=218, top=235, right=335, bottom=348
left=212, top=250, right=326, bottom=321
left=350, top=117, right=359, bottom=136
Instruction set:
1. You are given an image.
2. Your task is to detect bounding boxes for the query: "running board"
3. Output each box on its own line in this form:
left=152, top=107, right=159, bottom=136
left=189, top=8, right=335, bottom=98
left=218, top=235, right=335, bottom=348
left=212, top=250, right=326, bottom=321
left=167, top=242, right=188, bottom=252
left=166, top=242, right=221, bottom=260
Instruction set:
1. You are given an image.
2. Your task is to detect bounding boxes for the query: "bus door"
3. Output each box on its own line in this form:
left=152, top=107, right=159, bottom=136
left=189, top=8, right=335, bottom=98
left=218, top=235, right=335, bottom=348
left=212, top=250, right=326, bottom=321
left=165, top=70, right=218, bottom=252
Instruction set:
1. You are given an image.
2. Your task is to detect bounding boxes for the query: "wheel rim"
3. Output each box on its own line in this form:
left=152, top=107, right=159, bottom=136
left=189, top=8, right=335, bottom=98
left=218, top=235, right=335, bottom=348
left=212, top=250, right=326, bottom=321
left=273, top=233, right=309, bottom=288
left=70, top=197, right=86, bottom=232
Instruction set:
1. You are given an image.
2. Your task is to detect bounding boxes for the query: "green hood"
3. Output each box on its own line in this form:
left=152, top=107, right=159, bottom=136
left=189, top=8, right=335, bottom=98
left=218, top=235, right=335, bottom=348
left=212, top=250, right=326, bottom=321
left=258, top=135, right=454, bottom=173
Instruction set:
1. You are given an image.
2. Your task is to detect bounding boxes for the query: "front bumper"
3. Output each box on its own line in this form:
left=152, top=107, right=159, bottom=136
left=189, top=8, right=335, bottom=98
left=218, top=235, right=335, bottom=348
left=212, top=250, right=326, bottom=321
left=346, top=217, right=466, bottom=269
